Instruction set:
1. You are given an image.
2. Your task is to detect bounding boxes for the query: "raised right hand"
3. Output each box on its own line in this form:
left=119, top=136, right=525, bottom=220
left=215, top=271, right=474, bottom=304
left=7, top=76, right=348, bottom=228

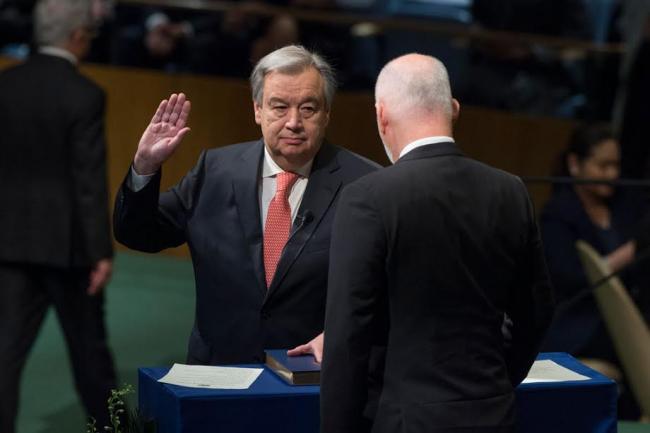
left=134, top=93, right=191, bottom=174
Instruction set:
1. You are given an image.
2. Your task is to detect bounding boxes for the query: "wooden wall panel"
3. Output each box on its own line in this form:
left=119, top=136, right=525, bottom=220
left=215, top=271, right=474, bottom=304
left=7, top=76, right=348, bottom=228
left=454, top=106, right=574, bottom=209
left=1, top=57, right=574, bottom=258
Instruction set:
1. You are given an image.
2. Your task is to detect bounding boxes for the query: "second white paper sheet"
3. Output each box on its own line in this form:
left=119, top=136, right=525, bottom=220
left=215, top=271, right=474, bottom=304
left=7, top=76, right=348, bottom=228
left=522, top=360, right=589, bottom=384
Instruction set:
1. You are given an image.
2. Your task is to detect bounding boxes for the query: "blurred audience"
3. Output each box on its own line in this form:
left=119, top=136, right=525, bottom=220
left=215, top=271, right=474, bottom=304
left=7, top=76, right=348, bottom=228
left=0, top=0, right=113, bottom=59
left=0, top=0, right=34, bottom=42
left=112, top=3, right=300, bottom=76
left=0, top=0, right=631, bottom=120
left=85, top=0, right=115, bottom=63
left=0, top=0, right=35, bottom=57
left=112, top=6, right=208, bottom=72
left=464, top=0, right=592, bottom=117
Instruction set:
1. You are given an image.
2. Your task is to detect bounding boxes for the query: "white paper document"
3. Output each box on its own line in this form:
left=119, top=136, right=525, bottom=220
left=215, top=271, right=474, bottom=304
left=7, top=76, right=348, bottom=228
left=522, top=360, right=590, bottom=384
left=158, top=363, right=263, bottom=389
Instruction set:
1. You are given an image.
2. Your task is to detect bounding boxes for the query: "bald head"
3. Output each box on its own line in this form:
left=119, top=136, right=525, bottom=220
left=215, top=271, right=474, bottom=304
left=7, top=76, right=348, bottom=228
left=375, top=54, right=454, bottom=120
left=374, top=54, right=458, bottom=163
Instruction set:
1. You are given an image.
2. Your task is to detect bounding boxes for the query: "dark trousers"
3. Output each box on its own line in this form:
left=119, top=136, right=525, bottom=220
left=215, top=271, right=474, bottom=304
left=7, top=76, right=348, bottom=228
left=0, top=263, right=117, bottom=433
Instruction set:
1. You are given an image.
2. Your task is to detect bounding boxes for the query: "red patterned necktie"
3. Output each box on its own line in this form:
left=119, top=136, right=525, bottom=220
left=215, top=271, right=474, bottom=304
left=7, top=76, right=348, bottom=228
left=264, top=171, right=300, bottom=288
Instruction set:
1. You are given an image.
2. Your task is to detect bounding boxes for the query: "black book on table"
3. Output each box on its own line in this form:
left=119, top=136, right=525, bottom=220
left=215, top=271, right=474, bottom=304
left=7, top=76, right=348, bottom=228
left=265, top=349, right=321, bottom=385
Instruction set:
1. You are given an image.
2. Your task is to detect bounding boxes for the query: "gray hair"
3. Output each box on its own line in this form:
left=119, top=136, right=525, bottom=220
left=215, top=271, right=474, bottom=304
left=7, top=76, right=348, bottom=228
left=375, top=54, right=453, bottom=119
left=250, top=45, right=337, bottom=109
left=34, top=0, right=93, bottom=47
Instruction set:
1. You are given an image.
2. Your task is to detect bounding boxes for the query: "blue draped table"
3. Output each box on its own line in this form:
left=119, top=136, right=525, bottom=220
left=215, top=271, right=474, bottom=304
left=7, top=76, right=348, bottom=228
left=138, top=352, right=617, bottom=433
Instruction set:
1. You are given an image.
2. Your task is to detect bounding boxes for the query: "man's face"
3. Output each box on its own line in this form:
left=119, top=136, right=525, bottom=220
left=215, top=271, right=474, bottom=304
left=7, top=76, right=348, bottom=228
left=254, top=67, right=330, bottom=170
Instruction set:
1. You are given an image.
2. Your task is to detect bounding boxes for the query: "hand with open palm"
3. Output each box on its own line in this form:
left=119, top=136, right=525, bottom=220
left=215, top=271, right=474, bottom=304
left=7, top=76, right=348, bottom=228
left=134, top=93, right=191, bottom=174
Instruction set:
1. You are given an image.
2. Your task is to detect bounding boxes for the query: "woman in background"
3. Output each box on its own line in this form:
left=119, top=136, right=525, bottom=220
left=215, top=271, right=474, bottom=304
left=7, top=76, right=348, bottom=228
left=540, top=123, right=649, bottom=418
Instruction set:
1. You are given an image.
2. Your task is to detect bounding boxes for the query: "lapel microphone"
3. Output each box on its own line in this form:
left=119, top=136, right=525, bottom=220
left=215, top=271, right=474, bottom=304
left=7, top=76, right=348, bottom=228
left=293, top=210, right=314, bottom=232
left=288, top=210, right=314, bottom=243
left=295, top=210, right=314, bottom=227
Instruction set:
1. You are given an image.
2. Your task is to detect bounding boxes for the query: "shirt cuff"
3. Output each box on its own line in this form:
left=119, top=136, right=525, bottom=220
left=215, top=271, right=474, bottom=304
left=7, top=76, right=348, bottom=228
left=128, top=166, right=155, bottom=192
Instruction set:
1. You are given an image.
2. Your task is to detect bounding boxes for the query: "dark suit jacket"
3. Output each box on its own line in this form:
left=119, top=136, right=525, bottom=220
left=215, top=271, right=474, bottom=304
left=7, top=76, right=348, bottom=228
left=321, top=142, right=555, bottom=433
left=113, top=140, right=379, bottom=364
left=0, top=53, right=113, bottom=268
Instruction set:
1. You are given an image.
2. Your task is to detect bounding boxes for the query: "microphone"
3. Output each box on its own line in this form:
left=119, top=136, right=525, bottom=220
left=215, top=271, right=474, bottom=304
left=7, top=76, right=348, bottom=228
left=288, top=210, right=314, bottom=243
left=294, top=210, right=314, bottom=229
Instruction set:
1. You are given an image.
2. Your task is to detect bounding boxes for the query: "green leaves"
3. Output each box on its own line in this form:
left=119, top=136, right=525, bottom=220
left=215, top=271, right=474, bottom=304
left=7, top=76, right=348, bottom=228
left=86, top=383, right=135, bottom=433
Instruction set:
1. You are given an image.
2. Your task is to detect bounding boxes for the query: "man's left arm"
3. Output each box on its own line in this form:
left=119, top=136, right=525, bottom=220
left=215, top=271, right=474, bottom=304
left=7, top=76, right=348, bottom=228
left=320, top=181, right=386, bottom=433
left=70, top=87, right=114, bottom=293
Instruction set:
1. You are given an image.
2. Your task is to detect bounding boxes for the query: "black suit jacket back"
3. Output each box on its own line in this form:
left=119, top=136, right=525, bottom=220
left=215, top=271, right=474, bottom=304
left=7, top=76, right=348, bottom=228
left=322, top=142, right=555, bottom=433
left=0, top=54, right=113, bottom=267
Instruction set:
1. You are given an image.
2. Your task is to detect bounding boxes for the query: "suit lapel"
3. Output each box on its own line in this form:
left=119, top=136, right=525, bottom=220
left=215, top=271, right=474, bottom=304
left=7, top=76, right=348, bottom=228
left=266, top=143, right=342, bottom=297
left=231, top=141, right=266, bottom=295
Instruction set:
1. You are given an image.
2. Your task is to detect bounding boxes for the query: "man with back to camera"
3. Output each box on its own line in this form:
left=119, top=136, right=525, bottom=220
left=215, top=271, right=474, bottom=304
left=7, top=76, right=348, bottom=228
left=0, top=0, right=117, bottom=431
left=113, top=45, right=380, bottom=366
left=321, top=53, right=556, bottom=433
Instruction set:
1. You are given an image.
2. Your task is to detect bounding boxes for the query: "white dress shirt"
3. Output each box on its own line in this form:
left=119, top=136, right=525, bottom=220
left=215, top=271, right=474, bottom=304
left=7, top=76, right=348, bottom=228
left=38, top=46, right=78, bottom=65
left=399, top=136, right=455, bottom=159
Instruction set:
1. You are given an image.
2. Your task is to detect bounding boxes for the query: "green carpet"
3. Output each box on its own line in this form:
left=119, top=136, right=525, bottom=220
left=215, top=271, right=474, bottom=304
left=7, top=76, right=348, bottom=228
left=16, top=252, right=195, bottom=433
left=620, top=421, right=650, bottom=433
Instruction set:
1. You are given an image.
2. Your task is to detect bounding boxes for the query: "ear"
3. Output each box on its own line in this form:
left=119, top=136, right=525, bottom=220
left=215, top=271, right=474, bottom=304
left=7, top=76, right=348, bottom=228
left=567, top=153, right=580, bottom=177
left=451, top=98, right=460, bottom=121
left=63, top=28, right=90, bottom=60
left=376, top=102, right=388, bottom=135
left=253, top=100, right=262, bottom=126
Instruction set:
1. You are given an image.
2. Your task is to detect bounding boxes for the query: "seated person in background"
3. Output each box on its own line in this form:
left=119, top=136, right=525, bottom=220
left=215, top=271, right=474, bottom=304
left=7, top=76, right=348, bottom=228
left=540, top=122, right=650, bottom=418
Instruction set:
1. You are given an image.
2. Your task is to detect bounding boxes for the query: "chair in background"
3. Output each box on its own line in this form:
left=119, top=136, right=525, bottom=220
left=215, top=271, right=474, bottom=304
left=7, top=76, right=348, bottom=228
left=576, top=240, right=650, bottom=421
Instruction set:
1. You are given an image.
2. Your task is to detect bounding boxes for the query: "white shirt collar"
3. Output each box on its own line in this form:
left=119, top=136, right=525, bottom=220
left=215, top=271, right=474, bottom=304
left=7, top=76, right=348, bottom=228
left=399, top=136, right=454, bottom=159
left=38, top=46, right=78, bottom=65
left=262, top=144, right=313, bottom=179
